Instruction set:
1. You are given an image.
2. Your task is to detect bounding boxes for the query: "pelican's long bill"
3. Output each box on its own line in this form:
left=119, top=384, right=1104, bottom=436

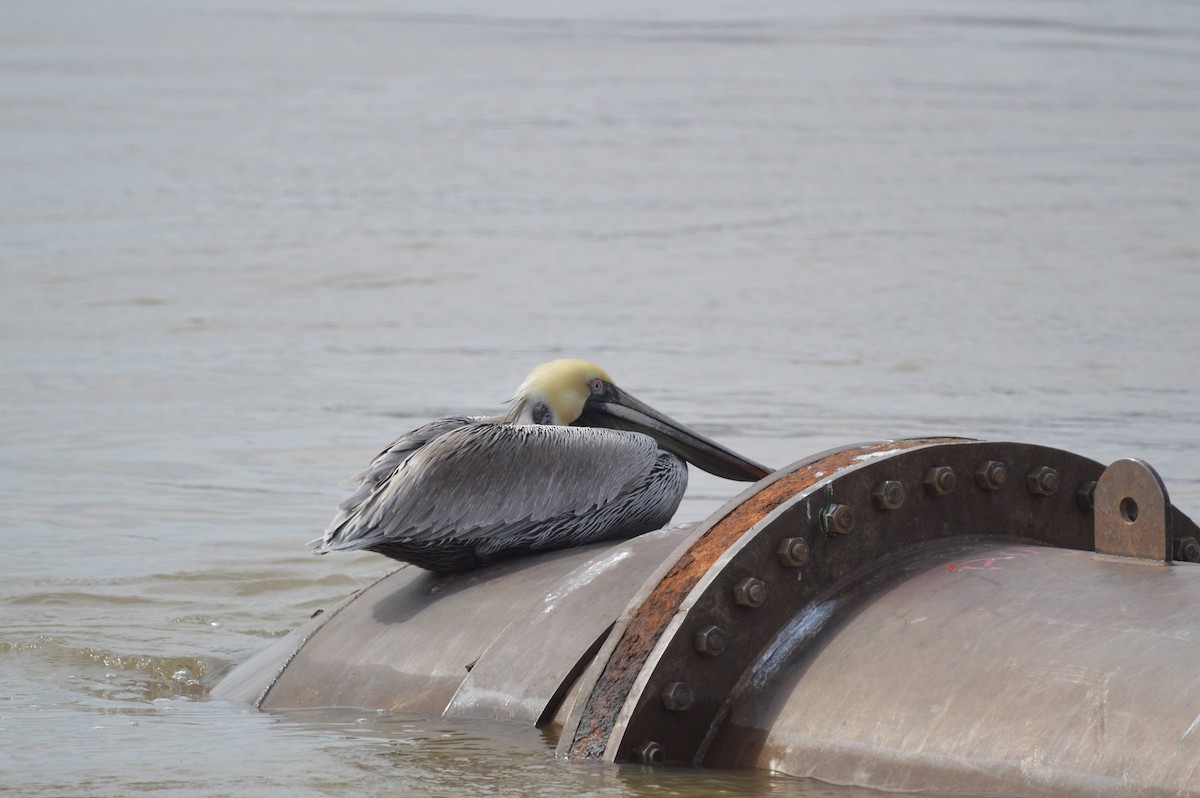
left=576, top=388, right=771, bottom=482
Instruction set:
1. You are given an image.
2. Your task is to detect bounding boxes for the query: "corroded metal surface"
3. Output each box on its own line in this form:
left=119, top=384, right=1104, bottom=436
left=214, top=530, right=693, bottom=718
left=559, top=438, right=971, bottom=760
left=1095, top=458, right=1172, bottom=562
left=214, top=436, right=1200, bottom=798
left=726, top=543, right=1200, bottom=797
left=442, top=527, right=692, bottom=723
left=263, top=551, right=592, bottom=712
left=560, top=439, right=1108, bottom=764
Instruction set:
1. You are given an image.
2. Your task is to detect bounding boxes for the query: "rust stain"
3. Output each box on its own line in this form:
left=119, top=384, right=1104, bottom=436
left=567, top=437, right=964, bottom=759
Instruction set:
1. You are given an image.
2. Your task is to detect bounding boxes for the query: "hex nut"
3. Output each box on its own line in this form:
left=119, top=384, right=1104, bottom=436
left=1175, top=537, right=1200, bottom=563
left=1027, top=466, right=1061, bottom=496
left=733, top=577, right=767, bottom=608
left=975, top=461, right=1007, bottom=491
left=777, top=537, right=810, bottom=567
left=923, top=466, right=956, bottom=496
left=822, top=503, right=855, bottom=535
left=1077, top=480, right=1097, bottom=511
left=871, top=480, right=906, bottom=510
left=661, top=681, right=695, bottom=711
left=694, top=624, right=727, bottom=657
left=634, top=741, right=665, bottom=764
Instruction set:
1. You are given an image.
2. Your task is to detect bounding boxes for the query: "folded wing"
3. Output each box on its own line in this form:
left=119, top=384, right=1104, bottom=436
left=318, top=422, right=662, bottom=552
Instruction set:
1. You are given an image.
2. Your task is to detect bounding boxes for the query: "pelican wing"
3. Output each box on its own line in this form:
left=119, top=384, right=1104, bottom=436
left=322, top=423, right=660, bottom=550
left=347, top=416, right=480, bottom=499
left=316, top=415, right=478, bottom=547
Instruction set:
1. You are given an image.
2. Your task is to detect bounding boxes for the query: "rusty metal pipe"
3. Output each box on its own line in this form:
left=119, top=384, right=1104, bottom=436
left=710, top=540, right=1200, bottom=796
left=214, top=439, right=1200, bottom=797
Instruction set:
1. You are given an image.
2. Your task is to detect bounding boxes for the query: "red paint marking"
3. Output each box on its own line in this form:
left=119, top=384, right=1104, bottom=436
left=944, top=548, right=1044, bottom=574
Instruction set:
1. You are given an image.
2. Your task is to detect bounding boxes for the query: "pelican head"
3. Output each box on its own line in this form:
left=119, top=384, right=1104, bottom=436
left=510, top=359, right=770, bottom=482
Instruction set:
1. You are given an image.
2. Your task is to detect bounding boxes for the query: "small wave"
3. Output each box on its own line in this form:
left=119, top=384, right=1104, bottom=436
left=233, top=573, right=369, bottom=597
left=3, top=636, right=230, bottom=701
left=75, top=648, right=229, bottom=701
left=5, top=591, right=162, bottom=607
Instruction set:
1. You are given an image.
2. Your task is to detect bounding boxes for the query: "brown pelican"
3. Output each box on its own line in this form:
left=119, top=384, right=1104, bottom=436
left=313, top=359, right=771, bottom=571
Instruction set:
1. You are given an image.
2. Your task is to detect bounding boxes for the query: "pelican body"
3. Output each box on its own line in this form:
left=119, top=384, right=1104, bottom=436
left=314, top=360, right=771, bottom=572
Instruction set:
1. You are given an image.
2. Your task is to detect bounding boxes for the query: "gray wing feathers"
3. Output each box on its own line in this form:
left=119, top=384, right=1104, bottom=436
left=319, top=416, right=477, bottom=547
left=321, top=423, right=660, bottom=550
left=352, top=415, right=481, bottom=491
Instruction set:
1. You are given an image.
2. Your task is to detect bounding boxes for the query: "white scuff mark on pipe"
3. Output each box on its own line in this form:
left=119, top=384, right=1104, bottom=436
left=1183, top=711, right=1200, bottom=741
left=541, top=548, right=632, bottom=615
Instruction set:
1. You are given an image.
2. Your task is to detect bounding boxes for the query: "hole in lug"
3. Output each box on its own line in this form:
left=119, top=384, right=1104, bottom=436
left=1120, top=497, right=1139, bottom=524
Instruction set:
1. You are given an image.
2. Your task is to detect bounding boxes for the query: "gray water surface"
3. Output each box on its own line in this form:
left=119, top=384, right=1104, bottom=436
left=2, top=0, right=1198, bottom=795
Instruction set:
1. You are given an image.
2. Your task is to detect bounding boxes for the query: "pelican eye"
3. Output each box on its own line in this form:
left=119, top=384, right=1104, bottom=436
left=589, top=378, right=606, bottom=395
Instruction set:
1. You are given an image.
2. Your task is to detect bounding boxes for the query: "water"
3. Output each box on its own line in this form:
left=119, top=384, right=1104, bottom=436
left=2, top=0, right=1198, bottom=795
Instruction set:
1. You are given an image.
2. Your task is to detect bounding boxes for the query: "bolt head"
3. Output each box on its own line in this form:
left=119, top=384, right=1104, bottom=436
left=871, top=480, right=906, bottom=510
left=733, top=577, right=767, bottom=608
left=634, top=741, right=665, bottom=764
left=923, top=466, right=956, bottom=496
left=694, top=625, right=727, bottom=657
left=1077, top=480, right=1097, bottom=511
left=1027, top=466, right=1061, bottom=496
left=777, top=537, right=810, bottom=567
left=822, top=503, right=855, bottom=535
left=1175, top=537, right=1200, bottom=563
left=661, top=681, right=695, bottom=711
left=975, top=461, right=1007, bottom=491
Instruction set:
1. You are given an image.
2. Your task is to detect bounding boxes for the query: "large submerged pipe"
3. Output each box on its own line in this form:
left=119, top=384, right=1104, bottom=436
left=214, top=438, right=1200, bottom=796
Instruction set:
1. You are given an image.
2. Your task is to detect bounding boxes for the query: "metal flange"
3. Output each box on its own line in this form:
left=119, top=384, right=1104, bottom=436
left=559, top=438, right=1120, bottom=765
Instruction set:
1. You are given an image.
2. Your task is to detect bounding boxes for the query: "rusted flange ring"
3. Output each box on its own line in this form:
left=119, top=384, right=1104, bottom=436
left=560, top=438, right=1107, bottom=765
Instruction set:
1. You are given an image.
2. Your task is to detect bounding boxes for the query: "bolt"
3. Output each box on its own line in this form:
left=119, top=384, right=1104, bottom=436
left=871, top=480, right=906, bottom=510
left=822, top=503, right=855, bottom=535
left=634, top=741, right=665, bottom=764
left=1175, top=537, right=1200, bottom=563
left=923, top=466, right=956, bottom=496
left=1077, top=480, right=1097, bottom=511
left=694, top=625, right=727, bottom=657
left=975, top=461, right=1007, bottom=491
left=777, top=537, right=810, bottom=567
left=733, top=577, right=767, bottom=608
left=1027, top=466, right=1060, bottom=496
left=661, top=681, right=694, bottom=711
